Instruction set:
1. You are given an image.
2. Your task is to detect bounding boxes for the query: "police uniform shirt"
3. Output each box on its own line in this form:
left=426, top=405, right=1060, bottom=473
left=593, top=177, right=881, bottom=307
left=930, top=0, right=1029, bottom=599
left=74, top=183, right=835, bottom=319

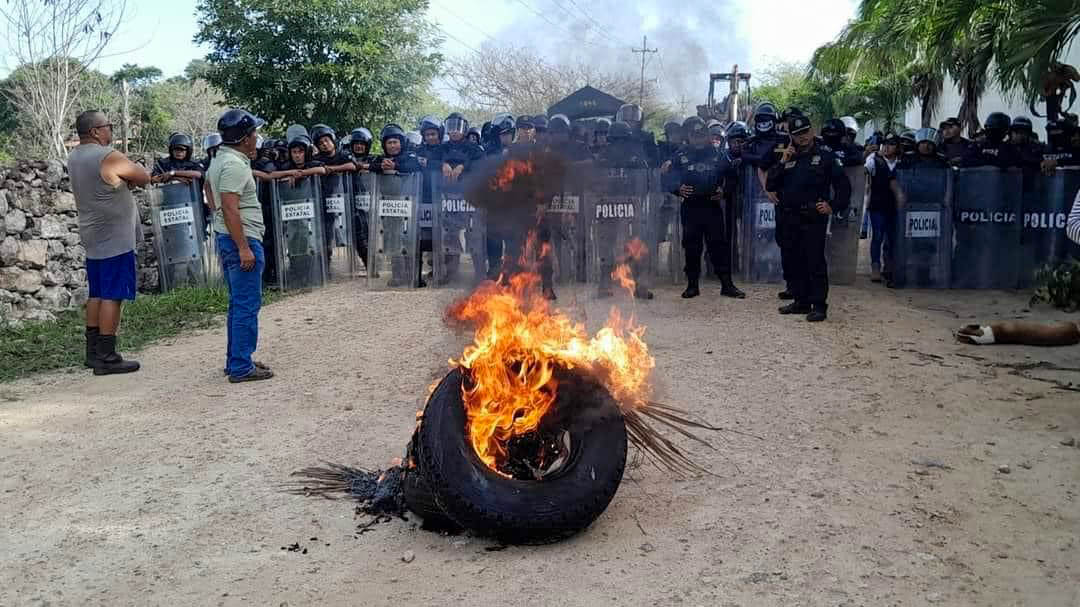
left=744, top=133, right=789, bottom=170
left=441, top=140, right=484, bottom=172
left=1043, top=144, right=1080, bottom=167
left=597, top=139, right=649, bottom=169
left=766, top=144, right=852, bottom=215
left=252, top=156, right=277, bottom=173
left=960, top=140, right=1019, bottom=168
left=369, top=151, right=421, bottom=174
left=153, top=155, right=204, bottom=177
left=824, top=141, right=865, bottom=167
left=314, top=151, right=353, bottom=168
left=1009, top=141, right=1045, bottom=170
left=667, top=146, right=724, bottom=207
left=941, top=137, right=970, bottom=164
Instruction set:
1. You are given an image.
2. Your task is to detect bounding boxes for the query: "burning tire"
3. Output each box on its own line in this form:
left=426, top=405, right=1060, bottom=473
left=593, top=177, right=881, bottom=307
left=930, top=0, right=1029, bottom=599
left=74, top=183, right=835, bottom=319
left=416, top=367, right=627, bottom=545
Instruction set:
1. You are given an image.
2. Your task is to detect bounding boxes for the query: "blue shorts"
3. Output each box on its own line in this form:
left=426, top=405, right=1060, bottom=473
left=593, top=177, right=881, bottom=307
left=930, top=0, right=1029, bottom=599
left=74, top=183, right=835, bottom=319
left=86, top=250, right=137, bottom=301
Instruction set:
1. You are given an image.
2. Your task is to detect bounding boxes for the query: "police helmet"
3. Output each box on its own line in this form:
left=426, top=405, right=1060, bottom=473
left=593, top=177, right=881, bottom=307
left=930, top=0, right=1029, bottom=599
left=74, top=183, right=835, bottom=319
left=217, top=109, right=264, bottom=145
left=445, top=112, right=468, bottom=135
left=708, top=120, right=726, bottom=137
left=259, top=137, right=276, bottom=151
left=405, top=130, right=422, bottom=148
left=310, top=123, right=336, bottom=147
left=754, top=102, right=779, bottom=120
left=467, top=126, right=482, bottom=143
left=350, top=128, right=373, bottom=146
left=517, top=115, right=535, bottom=130
left=548, top=114, right=571, bottom=134
left=168, top=132, right=193, bottom=152
left=287, top=134, right=313, bottom=151
left=840, top=116, right=859, bottom=133
left=203, top=133, right=223, bottom=150
left=1010, top=116, right=1033, bottom=133
left=821, top=118, right=845, bottom=140
left=682, top=116, right=708, bottom=140
left=608, top=121, right=633, bottom=141
left=899, top=129, right=917, bottom=145
left=726, top=121, right=750, bottom=140
left=984, top=112, right=1011, bottom=132
left=616, top=103, right=643, bottom=125
left=532, top=114, right=549, bottom=132
left=594, top=117, right=611, bottom=134
left=418, top=115, right=443, bottom=138
left=914, top=127, right=940, bottom=145
left=380, top=124, right=406, bottom=146
left=492, top=114, right=516, bottom=136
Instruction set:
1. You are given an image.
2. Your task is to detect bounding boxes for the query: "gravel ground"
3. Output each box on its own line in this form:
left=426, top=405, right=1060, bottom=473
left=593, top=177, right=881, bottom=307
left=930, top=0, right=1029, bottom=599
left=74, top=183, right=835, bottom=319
left=1, top=276, right=1078, bottom=607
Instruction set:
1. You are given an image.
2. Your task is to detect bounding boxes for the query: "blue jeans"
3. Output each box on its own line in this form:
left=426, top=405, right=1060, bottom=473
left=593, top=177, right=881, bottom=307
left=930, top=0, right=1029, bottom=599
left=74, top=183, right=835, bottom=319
left=216, top=234, right=264, bottom=378
left=868, top=210, right=897, bottom=270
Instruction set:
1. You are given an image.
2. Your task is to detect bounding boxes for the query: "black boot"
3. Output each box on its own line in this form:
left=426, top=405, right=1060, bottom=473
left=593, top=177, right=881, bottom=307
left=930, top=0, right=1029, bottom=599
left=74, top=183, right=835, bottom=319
left=806, top=304, right=828, bottom=322
left=84, top=327, right=99, bottom=368
left=720, top=277, right=746, bottom=299
left=777, top=290, right=795, bottom=300
left=634, top=286, right=654, bottom=300
left=779, top=302, right=811, bottom=314
left=681, top=277, right=700, bottom=299
left=92, top=335, right=140, bottom=375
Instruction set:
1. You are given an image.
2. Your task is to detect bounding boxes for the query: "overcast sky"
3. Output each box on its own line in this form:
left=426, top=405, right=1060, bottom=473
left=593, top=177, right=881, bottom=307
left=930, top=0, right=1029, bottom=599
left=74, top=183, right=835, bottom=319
left=78, top=0, right=856, bottom=109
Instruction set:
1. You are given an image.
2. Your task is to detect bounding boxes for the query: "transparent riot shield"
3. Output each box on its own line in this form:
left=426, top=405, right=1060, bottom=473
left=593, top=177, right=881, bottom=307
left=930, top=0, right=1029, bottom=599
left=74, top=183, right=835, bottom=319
left=433, top=177, right=487, bottom=288
left=351, top=171, right=376, bottom=276
left=149, top=181, right=207, bottom=292
left=272, top=177, right=328, bottom=291
left=1019, top=167, right=1080, bottom=287
left=740, top=165, right=783, bottom=283
left=320, top=173, right=356, bottom=281
left=825, top=166, right=865, bottom=285
left=646, top=173, right=684, bottom=285
left=584, top=167, right=650, bottom=295
left=544, top=175, right=586, bottom=285
left=893, top=167, right=953, bottom=288
left=950, top=168, right=1024, bottom=289
left=368, top=172, right=421, bottom=289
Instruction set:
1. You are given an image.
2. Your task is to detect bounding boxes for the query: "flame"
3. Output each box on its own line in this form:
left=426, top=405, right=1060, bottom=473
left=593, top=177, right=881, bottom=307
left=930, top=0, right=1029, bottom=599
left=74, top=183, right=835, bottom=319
left=611, top=237, right=649, bottom=295
left=490, top=159, right=534, bottom=191
left=447, top=271, right=654, bottom=473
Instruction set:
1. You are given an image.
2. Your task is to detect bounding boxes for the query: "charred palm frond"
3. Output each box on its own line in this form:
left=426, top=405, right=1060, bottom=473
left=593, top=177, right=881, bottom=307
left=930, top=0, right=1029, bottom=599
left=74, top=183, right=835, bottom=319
left=284, top=462, right=408, bottom=518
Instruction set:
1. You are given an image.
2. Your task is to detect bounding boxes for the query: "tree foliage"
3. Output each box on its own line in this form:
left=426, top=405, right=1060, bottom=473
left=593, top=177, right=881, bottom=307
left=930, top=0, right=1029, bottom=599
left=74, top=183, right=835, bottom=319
left=194, top=0, right=443, bottom=133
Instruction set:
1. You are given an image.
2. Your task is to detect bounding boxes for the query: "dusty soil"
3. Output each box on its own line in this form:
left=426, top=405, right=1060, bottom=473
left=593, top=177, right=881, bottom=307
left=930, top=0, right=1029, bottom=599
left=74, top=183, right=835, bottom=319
left=1, top=277, right=1078, bottom=607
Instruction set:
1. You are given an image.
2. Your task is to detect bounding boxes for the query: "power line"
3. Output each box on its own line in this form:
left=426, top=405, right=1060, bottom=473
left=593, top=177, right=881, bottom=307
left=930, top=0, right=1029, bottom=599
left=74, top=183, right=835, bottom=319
left=512, top=0, right=602, bottom=47
left=432, top=1, right=501, bottom=45
left=560, top=0, right=627, bottom=47
left=632, top=35, right=658, bottom=106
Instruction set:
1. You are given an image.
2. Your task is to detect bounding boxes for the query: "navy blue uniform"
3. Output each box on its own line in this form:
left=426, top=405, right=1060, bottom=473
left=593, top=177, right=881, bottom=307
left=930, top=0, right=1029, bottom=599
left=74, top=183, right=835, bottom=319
left=667, top=145, right=738, bottom=286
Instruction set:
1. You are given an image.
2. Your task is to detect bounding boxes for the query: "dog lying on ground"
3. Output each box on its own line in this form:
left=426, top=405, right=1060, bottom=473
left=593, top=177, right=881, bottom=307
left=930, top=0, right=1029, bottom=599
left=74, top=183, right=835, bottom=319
left=956, top=321, right=1080, bottom=346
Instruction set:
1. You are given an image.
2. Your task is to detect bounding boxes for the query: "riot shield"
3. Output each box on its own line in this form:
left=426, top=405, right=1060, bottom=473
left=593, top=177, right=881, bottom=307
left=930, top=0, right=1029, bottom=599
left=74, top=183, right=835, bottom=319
left=320, top=172, right=356, bottom=280
left=1018, top=167, right=1080, bottom=287
left=351, top=171, right=376, bottom=276
left=368, top=172, right=421, bottom=289
left=433, top=176, right=487, bottom=288
left=646, top=182, right=684, bottom=285
left=544, top=174, right=586, bottom=285
left=149, top=181, right=207, bottom=292
left=950, top=168, right=1023, bottom=289
left=584, top=167, right=650, bottom=295
left=892, top=167, right=953, bottom=288
left=740, top=165, right=783, bottom=283
left=272, top=177, right=328, bottom=291
left=825, top=166, right=865, bottom=285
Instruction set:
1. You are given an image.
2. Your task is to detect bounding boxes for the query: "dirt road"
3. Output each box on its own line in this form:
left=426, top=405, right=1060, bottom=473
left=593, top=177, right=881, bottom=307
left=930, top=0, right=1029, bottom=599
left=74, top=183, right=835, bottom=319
left=1, top=280, right=1078, bottom=606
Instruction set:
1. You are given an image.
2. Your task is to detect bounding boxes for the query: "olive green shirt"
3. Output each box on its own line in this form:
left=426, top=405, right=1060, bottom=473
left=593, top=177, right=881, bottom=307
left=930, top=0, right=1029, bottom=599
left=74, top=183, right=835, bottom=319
left=209, top=145, right=264, bottom=242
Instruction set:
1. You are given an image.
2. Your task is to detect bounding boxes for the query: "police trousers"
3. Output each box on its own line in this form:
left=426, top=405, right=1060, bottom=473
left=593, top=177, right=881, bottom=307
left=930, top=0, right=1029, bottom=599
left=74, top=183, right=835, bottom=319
left=680, top=202, right=730, bottom=280
left=787, top=216, right=829, bottom=307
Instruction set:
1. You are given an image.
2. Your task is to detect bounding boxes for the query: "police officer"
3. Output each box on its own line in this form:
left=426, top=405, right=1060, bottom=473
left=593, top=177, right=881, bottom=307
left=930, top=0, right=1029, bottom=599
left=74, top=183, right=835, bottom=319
left=416, top=116, right=445, bottom=286
left=252, top=139, right=281, bottom=285
left=438, top=112, right=485, bottom=284
left=370, top=124, right=421, bottom=287
left=821, top=119, right=864, bottom=167
left=1007, top=116, right=1044, bottom=170
left=616, top=103, right=657, bottom=165
left=900, top=128, right=947, bottom=168
left=345, top=128, right=375, bottom=269
left=746, top=102, right=795, bottom=299
left=899, top=129, right=918, bottom=159
left=766, top=115, right=851, bottom=321
left=658, top=120, right=684, bottom=165
left=708, top=120, right=726, bottom=150
left=467, top=126, right=483, bottom=148
left=939, top=117, right=970, bottom=165
left=545, top=114, right=592, bottom=162
left=490, top=114, right=516, bottom=156
left=310, top=124, right=356, bottom=173
left=481, top=121, right=496, bottom=154
left=266, top=135, right=329, bottom=287
left=516, top=115, right=537, bottom=145
left=598, top=121, right=649, bottom=168
left=533, top=114, right=549, bottom=143
left=1041, top=119, right=1080, bottom=174
left=667, top=116, right=745, bottom=300
left=200, top=133, right=223, bottom=174
left=152, top=132, right=204, bottom=184
left=961, top=112, right=1018, bottom=168
left=592, top=117, right=612, bottom=154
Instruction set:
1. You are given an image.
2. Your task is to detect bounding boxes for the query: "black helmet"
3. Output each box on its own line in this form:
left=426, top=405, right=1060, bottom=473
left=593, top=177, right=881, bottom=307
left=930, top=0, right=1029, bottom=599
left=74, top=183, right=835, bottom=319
left=914, top=127, right=940, bottom=145
left=517, top=115, right=535, bottom=129
left=900, top=129, right=917, bottom=144
left=310, top=124, right=336, bottom=147
left=349, top=128, right=373, bottom=145
left=168, top=132, right=193, bottom=151
left=821, top=118, right=845, bottom=140
left=594, top=117, right=611, bottom=134
left=287, top=134, right=312, bottom=149
left=984, top=112, right=1011, bottom=131
left=203, top=133, right=223, bottom=151
left=259, top=137, right=276, bottom=151
left=754, top=102, right=779, bottom=119
left=1010, top=116, right=1033, bottom=133
left=782, top=107, right=805, bottom=123
left=616, top=103, right=643, bottom=125
left=380, top=123, right=406, bottom=145
left=707, top=120, right=725, bottom=137
left=866, top=133, right=883, bottom=147
left=548, top=114, right=571, bottom=134
left=532, top=114, right=549, bottom=132
left=682, top=116, right=708, bottom=139
left=608, top=121, right=633, bottom=141
left=418, top=115, right=443, bottom=138
left=217, top=109, right=265, bottom=145
left=445, top=112, right=468, bottom=135
left=726, top=121, right=749, bottom=140
left=492, top=114, right=516, bottom=136
left=467, top=126, right=481, bottom=142
left=753, top=103, right=779, bottom=133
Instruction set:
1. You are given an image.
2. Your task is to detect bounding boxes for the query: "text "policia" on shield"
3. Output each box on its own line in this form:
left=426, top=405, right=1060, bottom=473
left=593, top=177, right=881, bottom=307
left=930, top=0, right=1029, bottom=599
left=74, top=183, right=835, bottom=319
left=594, top=200, right=636, bottom=219
left=281, top=202, right=316, bottom=221
left=905, top=211, right=940, bottom=238
left=379, top=199, right=412, bottom=218
left=159, top=206, right=194, bottom=227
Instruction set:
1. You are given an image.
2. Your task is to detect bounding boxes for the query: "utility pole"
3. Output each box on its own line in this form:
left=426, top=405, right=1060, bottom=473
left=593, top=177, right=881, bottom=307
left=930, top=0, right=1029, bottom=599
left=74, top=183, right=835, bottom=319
left=120, top=79, right=131, bottom=154
left=632, top=36, right=657, bottom=106
left=677, top=94, right=690, bottom=117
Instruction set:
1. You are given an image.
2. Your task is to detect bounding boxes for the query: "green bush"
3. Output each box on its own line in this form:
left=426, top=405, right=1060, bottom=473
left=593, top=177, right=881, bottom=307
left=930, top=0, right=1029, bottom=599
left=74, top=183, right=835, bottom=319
left=1031, top=259, right=1080, bottom=311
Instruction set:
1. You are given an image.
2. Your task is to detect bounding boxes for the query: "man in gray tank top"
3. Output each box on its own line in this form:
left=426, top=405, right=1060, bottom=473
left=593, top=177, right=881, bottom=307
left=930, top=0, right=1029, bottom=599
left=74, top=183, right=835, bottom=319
left=68, top=110, right=151, bottom=375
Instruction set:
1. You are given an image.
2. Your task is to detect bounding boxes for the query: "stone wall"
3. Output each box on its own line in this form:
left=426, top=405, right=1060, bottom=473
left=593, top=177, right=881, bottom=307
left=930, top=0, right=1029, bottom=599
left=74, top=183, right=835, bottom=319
left=0, top=160, right=160, bottom=326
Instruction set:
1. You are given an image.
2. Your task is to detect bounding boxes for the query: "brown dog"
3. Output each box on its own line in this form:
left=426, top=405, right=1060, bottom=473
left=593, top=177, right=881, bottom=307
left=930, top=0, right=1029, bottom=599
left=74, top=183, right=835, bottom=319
left=956, top=321, right=1080, bottom=346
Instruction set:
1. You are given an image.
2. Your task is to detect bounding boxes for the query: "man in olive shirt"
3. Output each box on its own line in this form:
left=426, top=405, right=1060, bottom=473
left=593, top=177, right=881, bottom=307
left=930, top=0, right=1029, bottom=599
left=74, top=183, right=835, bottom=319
left=207, top=109, right=272, bottom=383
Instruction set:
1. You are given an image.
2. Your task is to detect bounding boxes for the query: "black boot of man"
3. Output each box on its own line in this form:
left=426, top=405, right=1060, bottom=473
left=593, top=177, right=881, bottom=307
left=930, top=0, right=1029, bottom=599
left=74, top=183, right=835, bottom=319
left=92, top=334, right=140, bottom=375
left=84, top=326, right=99, bottom=368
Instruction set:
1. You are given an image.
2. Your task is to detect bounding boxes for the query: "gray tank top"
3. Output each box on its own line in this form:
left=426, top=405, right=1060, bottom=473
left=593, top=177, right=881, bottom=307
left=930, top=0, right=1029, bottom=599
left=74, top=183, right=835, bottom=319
left=68, top=143, right=138, bottom=260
